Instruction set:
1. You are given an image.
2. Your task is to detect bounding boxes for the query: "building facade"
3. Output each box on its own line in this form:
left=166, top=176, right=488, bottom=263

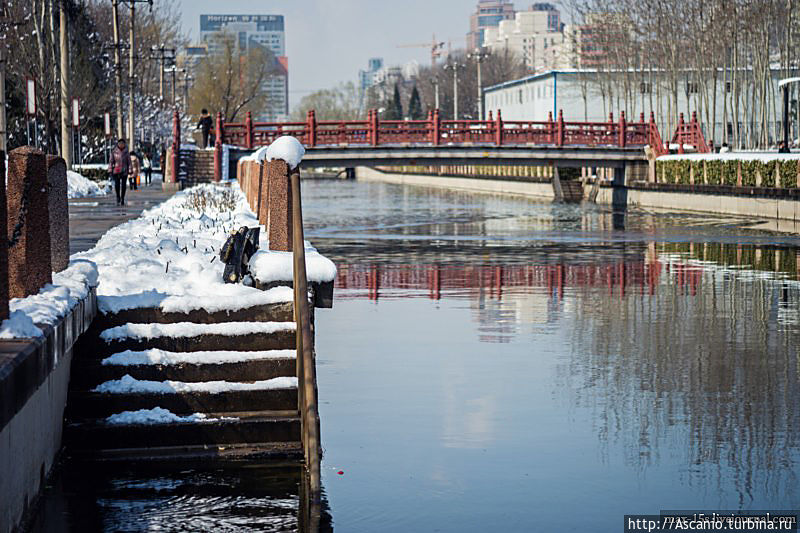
left=467, top=0, right=516, bottom=51
left=199, top=14, right=289, bottom=121
left=359, top=58, right=384, bottom=113
left=484, top=69, right=796, bottom=148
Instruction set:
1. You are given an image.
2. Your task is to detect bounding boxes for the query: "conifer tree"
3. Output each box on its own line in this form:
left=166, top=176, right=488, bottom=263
left=408, top=85, right=423, bottom=120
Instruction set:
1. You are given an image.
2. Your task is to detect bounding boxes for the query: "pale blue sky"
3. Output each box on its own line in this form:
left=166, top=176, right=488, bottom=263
left=176, top=0, right=500, bottom=109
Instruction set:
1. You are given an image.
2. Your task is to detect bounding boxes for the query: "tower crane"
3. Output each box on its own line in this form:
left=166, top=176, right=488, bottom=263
left=397, top=35, right=447, bottom=70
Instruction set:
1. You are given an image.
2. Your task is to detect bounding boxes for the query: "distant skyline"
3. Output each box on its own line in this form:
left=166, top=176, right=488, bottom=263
left=176, top=0, right=517, bottom=111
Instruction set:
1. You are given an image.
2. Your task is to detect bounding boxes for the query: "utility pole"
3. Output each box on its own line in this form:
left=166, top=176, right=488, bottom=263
left=443, top=59, right=464, bottom=120
left=0, top=2, right=8, bottom=152
left=111, top=0, right=124, bottom=139
left=467, top=48, right=490, bottom=121
left=59, top=0, right=71, bottom=167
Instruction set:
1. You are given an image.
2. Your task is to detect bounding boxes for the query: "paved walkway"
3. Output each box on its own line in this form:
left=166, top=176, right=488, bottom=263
left=69, top=178, right=176, bottom=254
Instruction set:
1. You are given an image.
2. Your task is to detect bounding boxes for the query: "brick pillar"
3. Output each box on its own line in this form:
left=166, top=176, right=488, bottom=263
left=266, top=159, right=292, bottom=251
left=7, top=146, right=52, bottom=298
left=0, top=151, right=7, bottom=322
left=258, top=161, right=270, bottom=227
left=46, top=156, right=70, bottom=272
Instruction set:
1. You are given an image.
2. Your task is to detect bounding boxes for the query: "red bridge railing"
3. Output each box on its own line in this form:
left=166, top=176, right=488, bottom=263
left=213, top=109, right=699, bottom=153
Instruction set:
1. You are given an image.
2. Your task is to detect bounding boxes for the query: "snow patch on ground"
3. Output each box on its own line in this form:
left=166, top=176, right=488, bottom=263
left=93, top=374, right=297, bottom=394
left=659, top=152, right=800, bottom=163
left=0, top=260, right=99, bottom=339
left=249, top=247, right=337, bottom=284
left=102, top=348, right=296, bottom=366
left=67, top=170, right=108, bottom=198
left=105, top=407, right=238, bottom=425
left=99, top=321, right=296, bottom=342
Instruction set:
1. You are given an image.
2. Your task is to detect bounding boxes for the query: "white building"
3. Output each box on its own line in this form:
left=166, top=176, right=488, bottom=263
left=199, top=14, right=289, bottom=121
left=484, top=69, right=797, bottom=147
left=482, top=4, right=573, bottom=72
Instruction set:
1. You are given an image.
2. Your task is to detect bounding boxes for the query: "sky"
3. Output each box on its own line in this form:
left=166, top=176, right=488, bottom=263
left=175, top=0, right=488, bottom=110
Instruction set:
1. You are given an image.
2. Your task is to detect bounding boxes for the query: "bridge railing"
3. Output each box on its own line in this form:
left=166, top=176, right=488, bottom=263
left=213, top=109, right=708, bottom=159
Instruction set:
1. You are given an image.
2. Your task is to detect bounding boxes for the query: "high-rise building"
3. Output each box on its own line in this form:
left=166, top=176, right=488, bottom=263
left=199, top=14, right=288, bottom=121
left=467, top=0, right=516, bottom=51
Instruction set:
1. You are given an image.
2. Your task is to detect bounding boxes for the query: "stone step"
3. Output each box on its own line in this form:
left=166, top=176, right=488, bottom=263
left=66, top=411, right=300, bottom=451
left=66, top=441, right=304, bottom=465
left=67, top=386, right=298, bottom=419
left=92, top=300, right=293, bottom=330
left=70, top=352, right=296, bottom=390
left=76, top=321, right=296, bottom=359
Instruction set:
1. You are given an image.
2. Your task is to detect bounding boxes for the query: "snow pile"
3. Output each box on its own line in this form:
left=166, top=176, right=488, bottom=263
left=67, top=170, right=108, bottom=198
left=102, top=348, right=296, bottom=366
left=243, top=135, right=305, bottom=169
left=249, top=248, right=337, bottom=284
left=659, top=152, right=800, bottom=163
left=106, top=407, right=238, bottom=425
left=74, top=183, right=295, bottom=315
left=0, top=260, right=99, bottom=339
left=100, top=321, right=295, bottom=342
left=93, top=374, right=297, bottom=394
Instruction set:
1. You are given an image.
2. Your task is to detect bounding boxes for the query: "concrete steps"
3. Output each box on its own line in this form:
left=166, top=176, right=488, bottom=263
left=179, top=149, right=216, bottom=185
left=65, top=300, right=303, bottom=464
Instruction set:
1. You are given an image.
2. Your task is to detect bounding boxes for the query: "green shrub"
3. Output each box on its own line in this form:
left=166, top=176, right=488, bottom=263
left=780, top=160, right=798, bottom=188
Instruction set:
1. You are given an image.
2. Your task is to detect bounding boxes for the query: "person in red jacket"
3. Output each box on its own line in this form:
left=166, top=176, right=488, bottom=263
left=108, top=138, right=132, bottom=206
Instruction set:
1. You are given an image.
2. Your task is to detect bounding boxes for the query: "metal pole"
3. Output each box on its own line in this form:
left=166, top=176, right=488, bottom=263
left=112, top=0, right=124, bottom=139
left=171, top=67, right=176, bottom=105
left=476, top=59, right=483, bottom=121
left=434, top=78, right=439, bottom=110
left=159, top=46, right=165, bottom=101
left=128, top=2, right=135, bottom=148
left=59, top=0, right=72, bottom=168
left=453, top=66, right=458, bottom=120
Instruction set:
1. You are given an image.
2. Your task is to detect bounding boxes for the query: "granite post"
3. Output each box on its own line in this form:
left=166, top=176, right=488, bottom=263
left=46, top=156, right=70, bottom=272
left=7, top=146, right=52, bottom=298
left=0, top=151, right=7, bottom=322
left=266, top=159, right=292, bottom=251
left=258, top=161, right=270, bottom=227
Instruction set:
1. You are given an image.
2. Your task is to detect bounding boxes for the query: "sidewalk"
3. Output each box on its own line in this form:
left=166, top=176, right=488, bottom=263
left=69, top=177, right=175, bottom=254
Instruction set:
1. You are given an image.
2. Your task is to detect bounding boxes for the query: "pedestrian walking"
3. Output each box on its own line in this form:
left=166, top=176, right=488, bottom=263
left=109, top=138, right=132, bottom=206
left=129, top=151, right=141, bottom=191
left=142, top=153, right=153, bottom=185
left=197, top=109, right=213, bottom=149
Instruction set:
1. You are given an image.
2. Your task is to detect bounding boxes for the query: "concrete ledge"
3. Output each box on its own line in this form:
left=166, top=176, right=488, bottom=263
left=0, top=287, right=97, bottom=533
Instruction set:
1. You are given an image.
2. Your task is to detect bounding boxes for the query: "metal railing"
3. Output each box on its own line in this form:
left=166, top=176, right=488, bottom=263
left=290, top=167, right=322, bottom=500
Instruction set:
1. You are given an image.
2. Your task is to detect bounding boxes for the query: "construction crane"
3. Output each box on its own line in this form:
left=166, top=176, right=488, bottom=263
left=397, top=35, right=447, bottom=70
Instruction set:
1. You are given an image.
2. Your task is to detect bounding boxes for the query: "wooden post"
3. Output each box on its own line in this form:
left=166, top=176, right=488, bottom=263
left=547, top=111, right=554, bottom=144
left=213, top=112, right=223, bottom=182
left=495, top=109, right=503, bottom=146
left=307, top=110, right=317, bottom=148
left=618, top=111, right=626, bottom=147
left=557, top=110, right=565, bottom=147
left=245, top=111, right=254, bottom=150
left=432, top=109, right=441, bottom=146
left=677, top=113, right=685, bottom=154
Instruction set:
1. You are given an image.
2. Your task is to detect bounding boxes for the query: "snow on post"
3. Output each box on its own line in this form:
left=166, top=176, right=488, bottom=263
left=7, top=146, right=52, bottom=298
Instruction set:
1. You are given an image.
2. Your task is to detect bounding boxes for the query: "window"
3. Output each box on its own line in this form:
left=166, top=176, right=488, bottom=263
left=640, top=82, right=651, bottom=94
left=686, top=82, right=699, bottom=94
left=725, top=81, right=732, bottom=93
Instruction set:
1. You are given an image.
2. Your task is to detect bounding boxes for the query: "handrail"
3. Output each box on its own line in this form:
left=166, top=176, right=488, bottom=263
left=290, top=167, right=322, bottom=501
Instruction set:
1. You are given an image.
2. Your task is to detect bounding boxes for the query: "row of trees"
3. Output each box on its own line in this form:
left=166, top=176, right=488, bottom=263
left=4, top=0, right=183, bottom=159
left=561, top=0, right=799, bottom=148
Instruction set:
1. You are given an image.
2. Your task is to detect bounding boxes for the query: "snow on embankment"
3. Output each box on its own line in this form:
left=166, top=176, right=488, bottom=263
left=0, top=260, right=99, bottom=339
left=68, top=170, right=108, bottom=199
left=658, top=152, right=800, bottom=162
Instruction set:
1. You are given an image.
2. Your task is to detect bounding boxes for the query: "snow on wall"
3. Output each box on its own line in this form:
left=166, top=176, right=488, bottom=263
left=0, top=260, right=99, bottom=339
left=99, top=321, right=296, bottom=342
left=102, top=348, right=296, bottom=366
left=93, top=374, right=297, bottom=394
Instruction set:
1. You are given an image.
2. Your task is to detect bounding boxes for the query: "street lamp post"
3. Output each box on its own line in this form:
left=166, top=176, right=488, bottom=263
left=443, top=59, right=465, bottom=120
left=467, top=48, right=490, bottom=121
left=119, top=0, right=153, bottom=149
left=432, top=76, right=440, bottom=110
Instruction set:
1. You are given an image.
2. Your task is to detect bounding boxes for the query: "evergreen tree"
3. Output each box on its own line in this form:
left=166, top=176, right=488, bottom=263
left=385, top=84, right=403, bottom=120
left=408, top=85, right=423, bottom=120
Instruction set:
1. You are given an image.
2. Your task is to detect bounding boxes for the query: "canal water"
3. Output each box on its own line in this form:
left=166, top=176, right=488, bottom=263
left=33, top=180, right=800, bottom=532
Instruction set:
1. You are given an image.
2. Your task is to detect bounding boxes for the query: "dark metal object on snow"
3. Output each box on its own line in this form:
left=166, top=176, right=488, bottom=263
left=220, top=226, right=260, bottom=284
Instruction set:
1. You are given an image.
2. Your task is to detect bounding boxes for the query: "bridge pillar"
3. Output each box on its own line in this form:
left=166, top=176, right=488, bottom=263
left=7, top=146, right=52, bottom=298
left=557, top=110, right=564, bottom=147
left=618, top=111, right=627, bottom=148
left=495, top=110, right=503, bottom=145
left=0, top=151, right=7, bottom=322
left=431, top=109, right=441, bottom=146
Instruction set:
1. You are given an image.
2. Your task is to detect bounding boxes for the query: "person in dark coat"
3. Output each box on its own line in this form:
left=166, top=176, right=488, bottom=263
left=197, top=109, right=213, bottom=149
left=108, top=138, right=132, bottom=206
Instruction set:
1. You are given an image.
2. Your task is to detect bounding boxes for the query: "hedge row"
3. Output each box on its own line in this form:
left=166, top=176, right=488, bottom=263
left=657, top=158, right=800, bottom=188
